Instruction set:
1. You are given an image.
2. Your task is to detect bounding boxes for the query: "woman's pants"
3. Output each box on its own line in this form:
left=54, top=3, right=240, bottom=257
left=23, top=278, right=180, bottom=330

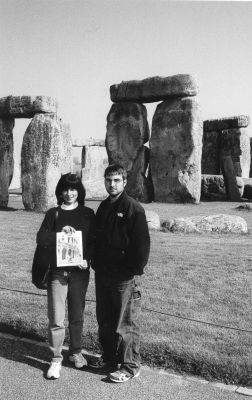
left=47, top=268, right=90, bottom=362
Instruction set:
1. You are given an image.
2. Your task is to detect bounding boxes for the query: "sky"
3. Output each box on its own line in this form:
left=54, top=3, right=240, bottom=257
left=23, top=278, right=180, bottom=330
left=1, top=0, right=252, bottom=161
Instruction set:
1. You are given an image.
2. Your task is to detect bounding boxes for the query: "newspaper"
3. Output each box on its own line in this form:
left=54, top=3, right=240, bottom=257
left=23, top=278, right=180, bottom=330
left=56, top=231, right=83, bottom=267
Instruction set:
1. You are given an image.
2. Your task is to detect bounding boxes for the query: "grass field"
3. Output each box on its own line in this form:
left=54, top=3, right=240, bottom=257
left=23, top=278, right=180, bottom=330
left=0, top=194, right=251, bottom=386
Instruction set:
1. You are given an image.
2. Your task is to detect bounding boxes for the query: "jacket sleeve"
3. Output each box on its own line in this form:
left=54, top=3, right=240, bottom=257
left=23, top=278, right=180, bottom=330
left=36, top=209, right=57, bottom=247
left=126, top=210, right=150, bottom=275
left=83, top=209, right=96, bottom=261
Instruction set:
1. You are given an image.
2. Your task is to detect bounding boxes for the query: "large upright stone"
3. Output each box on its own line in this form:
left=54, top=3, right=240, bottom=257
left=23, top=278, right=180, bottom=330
left=0, top=118, right=14, bottom=207
left=0, top=96, right=58, bottom=118
left=201, top=130, right=221, bottom=174
left=21, top=114, right=72, bottom=211
left=221, top=128, right=250, bottom=178
left=106, top=102, right=152, bottom=202
left=150, top=97, right=203, bottom=203
left=81, top=145, right=108, bottom=199
left=110, top=74, right=198, bottom=103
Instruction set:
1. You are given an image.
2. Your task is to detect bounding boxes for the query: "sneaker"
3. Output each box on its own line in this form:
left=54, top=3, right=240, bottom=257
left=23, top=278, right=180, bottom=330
left=88, top=357, right=110, bottom=369
left=69, top=353, right=87, bottom=369
left=109, top=368, right=140, bottom=383
left=47, top=361, right=62, bottom=379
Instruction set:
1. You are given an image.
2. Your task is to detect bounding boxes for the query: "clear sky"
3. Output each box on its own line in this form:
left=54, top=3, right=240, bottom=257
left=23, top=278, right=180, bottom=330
left=1, top=0, right=252, bottom=149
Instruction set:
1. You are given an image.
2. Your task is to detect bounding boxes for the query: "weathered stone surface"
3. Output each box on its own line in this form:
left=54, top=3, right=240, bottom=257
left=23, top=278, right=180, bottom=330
left=250, top=138, right=252, bottom=178
left=0, top=118, right=14, bottom=207
left=201, top=174, right=244, bottom=200
left=81, top=145, right=108, bottom=199
left=145, top=210, right=161, bottom=230
left=72, top=137, right=105, bottom=147
left=220, top=128, right=250, bottom=178
left=0, top=96, right=58, bottom=118
left=150, top=97, right=203, bottom=203
left=204, top=115, right=250, bottom=132
left=201, top=130, right=221, bottom=174
left=21, top=114, right=72, bottom=211
left=106, top=102, right=152, bottom=202
left=220, top=155, right=241, bottom=201
left=243, top=178, right=252, bottom=199
left=110, top=74, right=199, bottom=103
left=162, top=214, right=248, bottom=234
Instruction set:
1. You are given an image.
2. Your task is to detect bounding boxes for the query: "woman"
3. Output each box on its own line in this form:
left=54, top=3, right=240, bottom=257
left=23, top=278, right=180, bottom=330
left=36, top=173, right=95, bottom=379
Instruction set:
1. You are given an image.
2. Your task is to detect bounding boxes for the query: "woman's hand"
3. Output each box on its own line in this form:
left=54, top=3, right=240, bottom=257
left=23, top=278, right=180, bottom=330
left=78, top=259, right=88, bottom=270
left=61, top=225, right=76, bottom=234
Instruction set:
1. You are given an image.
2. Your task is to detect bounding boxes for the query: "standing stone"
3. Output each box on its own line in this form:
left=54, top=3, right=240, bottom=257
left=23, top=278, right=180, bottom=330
left=220, top=154, right=241, bottom=201
left=150, top=97, right=203, bottom=203
left=21, top=114, right=72, bottom=211
left=81, top=145, right=108, bottom=199
left=221, top=128, right=250, bottom=178
left=0, top=118, right=14, bottom=207
left=106, top=102, right=152, bottom=202
left=249, top=138, right=252, bottom=178
left=201, top=130, right=221, bottom=174
left=110, top=74, right=199, bottom=103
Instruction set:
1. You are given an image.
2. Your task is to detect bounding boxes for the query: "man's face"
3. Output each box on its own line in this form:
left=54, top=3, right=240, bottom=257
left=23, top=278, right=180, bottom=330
left=105, top=173, right=126, bottom=197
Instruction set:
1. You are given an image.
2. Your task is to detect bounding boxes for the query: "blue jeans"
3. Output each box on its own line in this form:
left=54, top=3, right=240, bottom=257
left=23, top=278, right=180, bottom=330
left=47, top=268, right=90, bottom=361
left=95, top=273, right=141, bottom=376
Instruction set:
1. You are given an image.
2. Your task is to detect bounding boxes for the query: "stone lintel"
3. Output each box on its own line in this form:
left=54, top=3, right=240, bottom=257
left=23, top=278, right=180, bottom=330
left=0, top=95, right=58, bottom=118
left=72, top=137, right=105, bottom=147
left=204, top=115, right=250, bottom=132
left=110, top=74, right=199, bottom=103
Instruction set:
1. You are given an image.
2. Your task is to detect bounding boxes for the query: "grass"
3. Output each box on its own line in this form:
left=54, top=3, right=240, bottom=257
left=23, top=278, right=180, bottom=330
left=0, top=194, right=251, bottom=386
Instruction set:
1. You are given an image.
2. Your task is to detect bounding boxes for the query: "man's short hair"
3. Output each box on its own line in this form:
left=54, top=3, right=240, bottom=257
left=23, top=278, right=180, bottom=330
left=104, top=164, right=127, bottom=180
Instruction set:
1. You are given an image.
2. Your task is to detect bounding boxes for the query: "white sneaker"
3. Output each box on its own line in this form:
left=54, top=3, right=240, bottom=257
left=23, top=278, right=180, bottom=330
left=47, top=361, right=62, bottom=379
left=69, top=353, right=87, bottom=368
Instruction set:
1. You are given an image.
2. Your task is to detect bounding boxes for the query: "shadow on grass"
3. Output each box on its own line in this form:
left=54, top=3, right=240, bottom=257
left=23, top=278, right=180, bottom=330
left=0, top=206, right=18, bottom=211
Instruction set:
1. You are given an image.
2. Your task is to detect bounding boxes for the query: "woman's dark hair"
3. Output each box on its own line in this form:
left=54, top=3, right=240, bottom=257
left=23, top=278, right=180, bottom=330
left=55, top=173, right=86, bottom=205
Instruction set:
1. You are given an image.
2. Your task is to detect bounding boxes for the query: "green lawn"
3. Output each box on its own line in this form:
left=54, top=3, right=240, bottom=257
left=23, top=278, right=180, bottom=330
left=0, top=194, right=251, bottom=386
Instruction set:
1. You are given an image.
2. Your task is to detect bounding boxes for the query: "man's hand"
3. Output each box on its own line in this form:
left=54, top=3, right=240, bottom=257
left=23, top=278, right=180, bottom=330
left=61, top=226, right=76, bottom=234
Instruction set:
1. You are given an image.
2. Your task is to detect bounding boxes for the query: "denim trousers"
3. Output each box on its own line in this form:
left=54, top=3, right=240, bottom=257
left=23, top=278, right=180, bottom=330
left=47, top=268, right=90, bottom=362
left=95, top=273, right=141, bottom=376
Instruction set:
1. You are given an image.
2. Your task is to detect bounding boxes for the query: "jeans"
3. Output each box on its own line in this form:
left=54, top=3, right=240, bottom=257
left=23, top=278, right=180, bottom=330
left=95, top=273, right=141, bottom=376
left=47, top=268, right=90, bottom=362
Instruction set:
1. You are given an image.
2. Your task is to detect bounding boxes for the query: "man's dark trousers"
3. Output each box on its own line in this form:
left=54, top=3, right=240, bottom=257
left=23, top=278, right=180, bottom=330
left=95, top=273, right=141, bottom=376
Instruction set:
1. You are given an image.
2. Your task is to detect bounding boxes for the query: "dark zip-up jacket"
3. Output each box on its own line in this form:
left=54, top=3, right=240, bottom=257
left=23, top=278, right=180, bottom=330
left=92, top=191, right=150, bottom=279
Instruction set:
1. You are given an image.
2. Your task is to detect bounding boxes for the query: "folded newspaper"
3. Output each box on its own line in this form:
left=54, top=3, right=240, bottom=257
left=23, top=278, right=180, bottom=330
left=56, top=231, right=83, bottom=267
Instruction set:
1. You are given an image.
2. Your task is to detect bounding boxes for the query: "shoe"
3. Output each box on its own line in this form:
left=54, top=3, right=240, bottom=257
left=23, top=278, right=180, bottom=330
left=69, top=353, right=87, bottom=368
left=47, top=361, right=62, bottom=379
left=88, top=357, right=110, bottom=369
left=109, top=368, right=140, bottom=383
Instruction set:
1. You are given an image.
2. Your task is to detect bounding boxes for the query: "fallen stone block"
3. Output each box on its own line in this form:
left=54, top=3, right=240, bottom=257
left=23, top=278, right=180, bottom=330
left=0, top=95, right=58, bottom=118
left=201, top=174, right=244, bottom=200
left=204, top=115, right=250, bottom=132
left=162, top=214, right=248, bottom=234
left=243, top=178, right=252, bottom=199
left=145, top=210, right=161, bottom=230
left=110, top=74, right=198, bottom=103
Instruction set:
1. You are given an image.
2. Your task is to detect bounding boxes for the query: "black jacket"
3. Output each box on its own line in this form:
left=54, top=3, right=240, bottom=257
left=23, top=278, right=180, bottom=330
left=92, top=191, right=150, bottom=278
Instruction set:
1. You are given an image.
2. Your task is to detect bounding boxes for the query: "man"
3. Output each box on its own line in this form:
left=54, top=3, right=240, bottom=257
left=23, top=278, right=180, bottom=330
left=90, top=164, right=150, bottom=383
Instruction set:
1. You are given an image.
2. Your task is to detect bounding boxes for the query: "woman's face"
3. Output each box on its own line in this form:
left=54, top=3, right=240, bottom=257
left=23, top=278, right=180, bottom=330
left=62, top=187, right=78, bottom=205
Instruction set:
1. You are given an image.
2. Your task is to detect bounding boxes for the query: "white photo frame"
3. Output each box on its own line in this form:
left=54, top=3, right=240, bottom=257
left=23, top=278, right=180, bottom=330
left=56, top=231, right=83, bottom=267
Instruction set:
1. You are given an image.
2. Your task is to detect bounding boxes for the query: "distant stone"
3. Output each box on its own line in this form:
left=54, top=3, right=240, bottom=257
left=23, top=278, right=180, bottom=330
left=72, top=137, right=105, bottom=147
left=106, top=102, right=152, bottom=202
left=145, top=210, right=161, bottom=230
left=0, top=118, right=14, bottom=207
left=81, top=145, right=108, bottom=199
left=236, top=203, right=252, bottom=210
left=243, top=178, right=252, bottom=199
left=201, top=174, right=244, bottom=200
left=162, top=214, right=248, bottom=234
left=201, top=130, right=221, bottom=175
left=150, top=97, right=203, bottom=203
left=250, top=138, right=252, bottom=178
left=21, top=114, right=72, bottom=211
left=110, top=74, right=199, bottom=103
left=204, top=115, right=250, bottom=132
left=0, top=96, right=58, bottom=118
